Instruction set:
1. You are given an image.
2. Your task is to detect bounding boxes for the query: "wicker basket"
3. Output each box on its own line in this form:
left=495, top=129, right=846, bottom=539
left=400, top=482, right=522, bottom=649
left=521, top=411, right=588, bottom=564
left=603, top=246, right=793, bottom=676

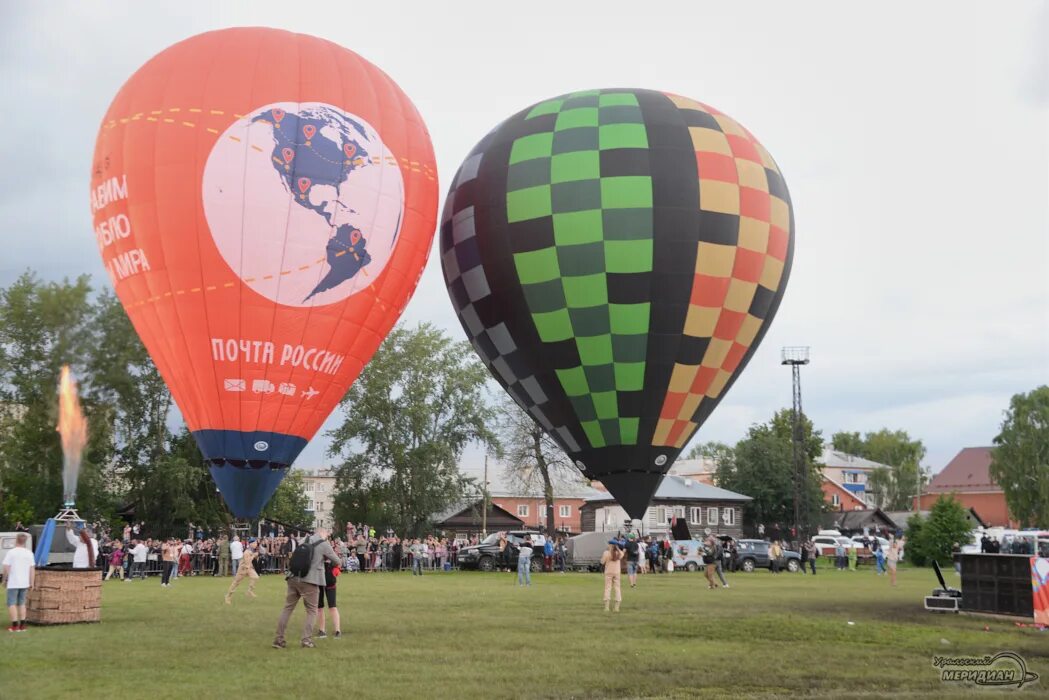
left=27, top=567, right=102, bottom=625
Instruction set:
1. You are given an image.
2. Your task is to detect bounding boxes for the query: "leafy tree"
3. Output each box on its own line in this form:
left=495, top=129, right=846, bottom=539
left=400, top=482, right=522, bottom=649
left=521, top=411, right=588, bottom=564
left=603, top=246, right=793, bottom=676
left=328, top=323, right=496, bottom=537
left=716, top=411, right=824, bottom=537
left=498, top=396, right=582, bottom=536
left=261, top=469, right=311, bottom=528
left=831, top=428, right=927, bottom=510
left=0, top=272, right=116, bottom=525
left=905, top=495, right=972, bottom=566
left=990, top=386, right=1049, bottom=528
left=683, top=440, right=734, bottom=468
left=130, top=430, right=230, bottom=537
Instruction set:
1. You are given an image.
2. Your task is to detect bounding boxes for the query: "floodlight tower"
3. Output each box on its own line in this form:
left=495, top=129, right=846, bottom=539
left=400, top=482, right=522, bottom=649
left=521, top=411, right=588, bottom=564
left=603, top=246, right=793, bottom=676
left=781, top=347, right=811, bottom=544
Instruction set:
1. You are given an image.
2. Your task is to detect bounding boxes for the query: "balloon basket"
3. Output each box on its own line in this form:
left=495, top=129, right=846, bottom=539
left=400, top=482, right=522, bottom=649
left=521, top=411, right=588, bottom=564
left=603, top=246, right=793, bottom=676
left=27, top=567, right=102, bottom=625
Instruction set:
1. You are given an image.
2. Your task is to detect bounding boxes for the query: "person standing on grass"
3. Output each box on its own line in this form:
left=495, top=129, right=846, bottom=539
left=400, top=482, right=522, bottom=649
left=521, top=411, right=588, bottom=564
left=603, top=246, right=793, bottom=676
left=544, top=536, right=554, bottom=573
left=273, top=526, right=342, bottom=649
left=517, top=536, right=534, bottom=587
left=802, top=539, right=817, bottom=575
left=702, top=533, right=719, bottom=589
left=625, top=533, right=641, bottom=588
left=847, top=542, right=858, bottom=571
left=160, top=539, right=177, bottom=587
left=128, top=539, right=148, bottom=580
left=769, top=541, right=783, bottom=574
left=105, top=540, right=125, bottom=581
left=3, top=532, right=34, bottom=632
left=600, top=542, right=622, bottom=612
left=230, top=536, right=244, bottom=577
left=713, top=538, right=729, bottom=588
left=887, top=537, right=900, bottom=586
left=225, top=539, right=259, bottom=603
left=873, top=538, right=885, bottom=575
left=217, top=535, right=230, bottom=577
left=315, top=554, right=342, bottom=639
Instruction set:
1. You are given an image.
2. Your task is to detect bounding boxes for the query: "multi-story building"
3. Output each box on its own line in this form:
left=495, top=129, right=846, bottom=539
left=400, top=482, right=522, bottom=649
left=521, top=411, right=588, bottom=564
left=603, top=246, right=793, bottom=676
left=297, top=467, right=337, bottom=530
left=819, top=446, right=893, bottom=507
left=580, top=475, right=750, bottom=538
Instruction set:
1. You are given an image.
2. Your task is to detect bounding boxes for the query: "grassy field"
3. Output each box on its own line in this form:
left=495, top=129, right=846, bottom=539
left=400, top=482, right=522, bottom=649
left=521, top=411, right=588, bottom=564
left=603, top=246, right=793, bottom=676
left=2, top=565, right=1045, bottom=699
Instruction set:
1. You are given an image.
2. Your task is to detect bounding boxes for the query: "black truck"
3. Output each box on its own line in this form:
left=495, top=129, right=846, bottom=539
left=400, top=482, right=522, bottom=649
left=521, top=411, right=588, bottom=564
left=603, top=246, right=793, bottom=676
left=457, top=530, right=546, bottom=572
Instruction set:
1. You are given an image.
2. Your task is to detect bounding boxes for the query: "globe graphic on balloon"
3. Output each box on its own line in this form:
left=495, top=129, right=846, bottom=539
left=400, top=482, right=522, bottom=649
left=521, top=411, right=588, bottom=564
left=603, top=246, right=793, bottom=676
left=203, top=102, right=405, bottom=307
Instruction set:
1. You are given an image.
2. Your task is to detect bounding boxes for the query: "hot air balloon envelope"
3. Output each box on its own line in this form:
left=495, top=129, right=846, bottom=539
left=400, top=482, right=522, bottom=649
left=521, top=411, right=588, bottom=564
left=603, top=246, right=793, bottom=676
left=441, top=89, right=793, bottom=517
left=91, top=28, right=438, bottom=518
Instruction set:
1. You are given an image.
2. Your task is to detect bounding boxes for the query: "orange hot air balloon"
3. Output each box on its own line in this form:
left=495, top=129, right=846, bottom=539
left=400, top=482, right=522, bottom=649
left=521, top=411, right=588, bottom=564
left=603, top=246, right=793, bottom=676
left=90, top=28, right=438, bottom=518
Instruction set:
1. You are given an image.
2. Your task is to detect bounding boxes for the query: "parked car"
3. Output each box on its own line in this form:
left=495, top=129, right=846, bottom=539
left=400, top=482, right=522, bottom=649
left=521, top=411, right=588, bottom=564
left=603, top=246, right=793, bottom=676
left=457, top=530, right=545, bottom=572
left=735, top=539, right=801, bottom=573
left=811, top=535, right=856, bottom=557
left=850, top=535, right=890, bottom=551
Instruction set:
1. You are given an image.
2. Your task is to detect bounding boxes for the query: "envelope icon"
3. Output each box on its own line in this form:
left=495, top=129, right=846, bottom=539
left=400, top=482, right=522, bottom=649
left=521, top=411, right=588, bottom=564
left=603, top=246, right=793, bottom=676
left=224, top=378, right=246, bottom=392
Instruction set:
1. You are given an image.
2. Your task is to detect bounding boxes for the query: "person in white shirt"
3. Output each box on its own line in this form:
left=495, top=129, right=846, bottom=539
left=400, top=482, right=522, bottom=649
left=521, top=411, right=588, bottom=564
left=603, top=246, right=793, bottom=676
left=65, top=524, right=98, bottom=569
left=517, top=537, right=534, bottom=587
left=230, top=537, right=244, bottom=576
left=3, top=533, right=35, bottom=632
left=179, top=541, right=193, bottom=577
left=128, top=540, right=148, bottom=580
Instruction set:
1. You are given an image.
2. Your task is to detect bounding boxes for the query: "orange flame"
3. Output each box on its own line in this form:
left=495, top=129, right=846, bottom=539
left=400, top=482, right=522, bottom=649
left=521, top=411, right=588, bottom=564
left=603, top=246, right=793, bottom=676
left=57, top=365, right=88, bottom=505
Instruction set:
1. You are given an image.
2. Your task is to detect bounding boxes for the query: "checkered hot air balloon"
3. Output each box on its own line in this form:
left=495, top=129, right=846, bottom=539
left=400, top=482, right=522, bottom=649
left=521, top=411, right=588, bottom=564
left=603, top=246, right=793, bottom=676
left=441, top=89, right=794, bottom=517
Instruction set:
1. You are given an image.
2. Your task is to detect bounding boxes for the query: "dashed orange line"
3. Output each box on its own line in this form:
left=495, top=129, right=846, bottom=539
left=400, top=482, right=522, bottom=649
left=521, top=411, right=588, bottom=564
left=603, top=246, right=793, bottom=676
left=103, top=107, right=436, bottom=181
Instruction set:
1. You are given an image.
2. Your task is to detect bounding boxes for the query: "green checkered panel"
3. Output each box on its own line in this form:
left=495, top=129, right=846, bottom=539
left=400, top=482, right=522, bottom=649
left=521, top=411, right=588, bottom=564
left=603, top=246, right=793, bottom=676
left=508, top=90, right=653, bottom=449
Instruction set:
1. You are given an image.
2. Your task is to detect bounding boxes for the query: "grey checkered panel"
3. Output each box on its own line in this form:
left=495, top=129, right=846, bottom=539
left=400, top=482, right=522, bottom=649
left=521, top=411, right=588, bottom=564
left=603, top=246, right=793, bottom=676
left=441, top=157, right=577, bottom=453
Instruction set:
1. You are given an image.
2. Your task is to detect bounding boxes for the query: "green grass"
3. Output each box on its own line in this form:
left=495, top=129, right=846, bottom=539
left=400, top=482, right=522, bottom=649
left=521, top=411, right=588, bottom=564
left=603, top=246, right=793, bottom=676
left=2, top=566, right=1046, bottom=699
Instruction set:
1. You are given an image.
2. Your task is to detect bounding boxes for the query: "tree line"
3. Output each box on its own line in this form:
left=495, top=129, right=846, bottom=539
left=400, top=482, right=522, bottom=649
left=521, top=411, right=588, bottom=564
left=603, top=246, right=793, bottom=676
left=1, top=271, right=1044, bottom=544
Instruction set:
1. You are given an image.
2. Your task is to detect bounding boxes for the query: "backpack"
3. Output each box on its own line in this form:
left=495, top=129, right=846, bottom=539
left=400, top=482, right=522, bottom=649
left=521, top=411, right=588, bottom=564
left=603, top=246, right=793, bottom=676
left=289, top=538, right=315, bottom=578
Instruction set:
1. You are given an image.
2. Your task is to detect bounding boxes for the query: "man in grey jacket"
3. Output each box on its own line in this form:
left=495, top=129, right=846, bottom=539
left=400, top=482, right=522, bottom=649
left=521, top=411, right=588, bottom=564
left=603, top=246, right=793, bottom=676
left=272, top=526, right=342, bottom=648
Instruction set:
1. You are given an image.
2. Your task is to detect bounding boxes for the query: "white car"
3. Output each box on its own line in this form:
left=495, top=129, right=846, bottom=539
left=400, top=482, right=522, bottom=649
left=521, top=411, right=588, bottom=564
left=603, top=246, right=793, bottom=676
left=851, top=535, right=890, bottom=551
left=811, top=535, right=855, bottom=557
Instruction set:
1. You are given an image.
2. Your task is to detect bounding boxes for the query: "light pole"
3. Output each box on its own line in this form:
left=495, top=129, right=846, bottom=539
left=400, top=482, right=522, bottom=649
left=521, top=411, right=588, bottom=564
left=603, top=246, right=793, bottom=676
left=481, top=453, right=490, bottom=537
left=782, top=346, right=810, bottom=544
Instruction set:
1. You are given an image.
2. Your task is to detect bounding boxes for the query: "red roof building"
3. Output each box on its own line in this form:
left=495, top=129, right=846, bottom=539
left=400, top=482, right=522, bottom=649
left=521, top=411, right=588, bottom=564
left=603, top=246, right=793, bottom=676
left=917, top=447, right=1016, bottom=527
left=821, top=476, right=868, bottom=511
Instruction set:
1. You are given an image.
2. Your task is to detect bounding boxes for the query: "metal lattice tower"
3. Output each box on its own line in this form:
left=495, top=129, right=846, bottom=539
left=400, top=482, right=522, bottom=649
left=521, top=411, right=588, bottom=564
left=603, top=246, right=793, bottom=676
left=781, top=347, right=810, bottom=544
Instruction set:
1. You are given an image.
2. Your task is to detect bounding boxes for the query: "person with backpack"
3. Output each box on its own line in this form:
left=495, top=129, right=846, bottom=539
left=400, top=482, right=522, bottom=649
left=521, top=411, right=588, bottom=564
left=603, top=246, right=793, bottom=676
left=543, top=537, right=554, bottom=573
left=273, top=526, right=342, bottom=649
left=315, top=554, right=342, bottom=639
left=702, top=531, right=719, bottom=589
left=625, top=533, right=641, bottom=588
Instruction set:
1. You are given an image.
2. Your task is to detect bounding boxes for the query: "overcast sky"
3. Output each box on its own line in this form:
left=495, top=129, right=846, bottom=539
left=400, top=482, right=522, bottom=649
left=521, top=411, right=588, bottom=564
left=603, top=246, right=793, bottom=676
left=2, top=2, right=1046, bottom=485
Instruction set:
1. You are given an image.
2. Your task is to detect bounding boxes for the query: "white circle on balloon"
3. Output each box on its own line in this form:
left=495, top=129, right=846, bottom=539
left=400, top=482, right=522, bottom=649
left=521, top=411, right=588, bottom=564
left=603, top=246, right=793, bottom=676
left=654, top=455, right=667, bottom=466
left=253, top=441, right=269, bottom=452
left=202, top=102, right=404, bottom=307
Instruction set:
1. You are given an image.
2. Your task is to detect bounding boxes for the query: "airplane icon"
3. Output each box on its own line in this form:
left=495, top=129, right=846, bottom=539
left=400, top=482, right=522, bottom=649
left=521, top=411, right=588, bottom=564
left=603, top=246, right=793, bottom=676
left=302, top=387, right=319, bottom=400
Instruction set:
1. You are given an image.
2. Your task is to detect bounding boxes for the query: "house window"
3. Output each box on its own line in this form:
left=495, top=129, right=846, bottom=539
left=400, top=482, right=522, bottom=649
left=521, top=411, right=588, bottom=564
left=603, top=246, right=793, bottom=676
left=690, top=507, right=702, bottom=524
left=707, top=507, right=718, bottom=524
left=306, top=482, right=314, bottom=492
left=306, top=500, right=315, bottom=511
left=559, top=505, right=571, bottom=518
left=673, top=506, right=685, bottom=518
left=656, top=507, right=666, bottom=524
left=831, top=493, right=840, bottom=507
left=517, top=504, right=529, bottom=518
left=722, top=508, right=734, bottom=526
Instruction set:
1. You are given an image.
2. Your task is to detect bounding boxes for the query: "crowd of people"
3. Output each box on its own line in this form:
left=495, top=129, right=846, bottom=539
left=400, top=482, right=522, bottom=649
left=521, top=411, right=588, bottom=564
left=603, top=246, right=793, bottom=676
left=68, top=521, right=492, bottom=582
